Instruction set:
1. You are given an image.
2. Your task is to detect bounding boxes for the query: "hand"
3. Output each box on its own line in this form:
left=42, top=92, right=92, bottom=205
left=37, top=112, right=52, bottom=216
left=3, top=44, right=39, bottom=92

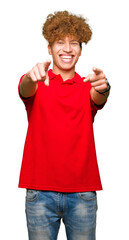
left=83, top=67, right=108, bottom=93
left=26, top=60, right=51, bottom=86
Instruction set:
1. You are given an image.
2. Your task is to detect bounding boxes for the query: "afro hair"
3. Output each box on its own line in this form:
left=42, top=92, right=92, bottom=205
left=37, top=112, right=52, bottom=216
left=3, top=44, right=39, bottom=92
left=42, top=11, right=92, bottom=45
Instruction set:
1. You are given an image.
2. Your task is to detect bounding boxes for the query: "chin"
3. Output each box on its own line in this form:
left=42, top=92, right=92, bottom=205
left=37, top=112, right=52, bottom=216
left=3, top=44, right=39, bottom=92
left=60, top=63, right=75, bottom=71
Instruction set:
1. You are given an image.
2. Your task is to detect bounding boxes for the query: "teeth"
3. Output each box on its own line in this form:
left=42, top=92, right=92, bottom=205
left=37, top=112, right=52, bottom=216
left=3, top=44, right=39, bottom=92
left=60, top=55, right=72, bottom=59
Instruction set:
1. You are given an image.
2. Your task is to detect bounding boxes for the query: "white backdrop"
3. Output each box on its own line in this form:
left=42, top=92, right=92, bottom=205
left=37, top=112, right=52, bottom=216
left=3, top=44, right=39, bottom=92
left=0, top=0, right=129, bottom=239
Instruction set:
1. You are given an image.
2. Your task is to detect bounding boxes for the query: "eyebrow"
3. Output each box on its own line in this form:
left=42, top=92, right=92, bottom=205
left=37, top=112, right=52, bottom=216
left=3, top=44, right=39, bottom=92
left=57, top=39, right=78, bottom=42
left=70, top=40, right=79, bottom=42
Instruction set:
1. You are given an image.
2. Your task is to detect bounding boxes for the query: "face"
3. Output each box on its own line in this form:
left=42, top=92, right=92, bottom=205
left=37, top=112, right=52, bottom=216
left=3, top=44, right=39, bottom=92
left=48, top=36, right=82, bottom=73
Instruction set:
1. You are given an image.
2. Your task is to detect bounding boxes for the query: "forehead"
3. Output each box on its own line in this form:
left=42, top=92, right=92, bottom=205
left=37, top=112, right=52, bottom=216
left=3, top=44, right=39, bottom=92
left=56, top=35, right=79, bottom=42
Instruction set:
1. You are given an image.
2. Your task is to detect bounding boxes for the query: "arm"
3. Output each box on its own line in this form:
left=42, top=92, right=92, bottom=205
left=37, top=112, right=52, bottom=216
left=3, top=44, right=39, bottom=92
left=83, top=67, right=110, bottom=105
left=20, top=60, right=51, bottom=98
left=20, top=75, right=38, bottom=98
left=90, top=86, right=110, bottom=105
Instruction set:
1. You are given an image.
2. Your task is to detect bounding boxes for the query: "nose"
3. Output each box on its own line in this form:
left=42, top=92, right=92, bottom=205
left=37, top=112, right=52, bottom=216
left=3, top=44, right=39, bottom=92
left=63, top=42, right=72, bottom=52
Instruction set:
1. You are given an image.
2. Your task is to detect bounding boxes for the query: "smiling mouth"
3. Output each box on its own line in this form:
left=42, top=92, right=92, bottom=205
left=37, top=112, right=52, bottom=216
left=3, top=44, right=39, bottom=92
left=59, top=54, right=74, bottom=62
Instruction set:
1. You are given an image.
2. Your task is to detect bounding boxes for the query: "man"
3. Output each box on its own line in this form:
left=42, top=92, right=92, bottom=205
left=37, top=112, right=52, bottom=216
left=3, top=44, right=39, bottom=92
left=18, top=11, right=110, bottom=240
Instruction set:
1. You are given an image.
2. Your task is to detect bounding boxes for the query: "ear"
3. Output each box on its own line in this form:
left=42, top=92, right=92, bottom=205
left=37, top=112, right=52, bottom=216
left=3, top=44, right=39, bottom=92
left=48, top=45, right=52, bottom=55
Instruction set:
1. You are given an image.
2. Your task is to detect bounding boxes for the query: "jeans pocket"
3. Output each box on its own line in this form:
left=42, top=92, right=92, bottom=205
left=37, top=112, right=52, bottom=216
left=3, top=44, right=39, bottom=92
left=26, top=189, right=39, bottom=202
left=78, top=191, right=97, bottom=201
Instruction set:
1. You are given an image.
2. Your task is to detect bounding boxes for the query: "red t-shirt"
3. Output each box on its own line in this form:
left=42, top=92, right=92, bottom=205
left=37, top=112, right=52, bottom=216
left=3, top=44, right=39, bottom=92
left=18, top=69, right=105, bottom=192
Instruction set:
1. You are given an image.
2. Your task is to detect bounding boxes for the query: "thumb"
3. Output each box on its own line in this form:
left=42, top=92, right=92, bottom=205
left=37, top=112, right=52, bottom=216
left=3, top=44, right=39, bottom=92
left=43, top=60, right=51, bottom=86
left=44, top=76, right=49, bottom=86
left=44, top=60, right=51, bottom=72
left=83, top=74, right=91, bottom=82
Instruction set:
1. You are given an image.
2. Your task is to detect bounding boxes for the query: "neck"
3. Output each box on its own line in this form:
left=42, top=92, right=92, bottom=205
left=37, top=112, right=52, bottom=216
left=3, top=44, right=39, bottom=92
left=52, top=65, right=75, bottom=81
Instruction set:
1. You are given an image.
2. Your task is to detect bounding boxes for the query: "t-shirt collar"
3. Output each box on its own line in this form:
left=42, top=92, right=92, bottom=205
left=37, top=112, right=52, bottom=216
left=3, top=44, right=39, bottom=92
left=48, top=69, right=81, bottom=84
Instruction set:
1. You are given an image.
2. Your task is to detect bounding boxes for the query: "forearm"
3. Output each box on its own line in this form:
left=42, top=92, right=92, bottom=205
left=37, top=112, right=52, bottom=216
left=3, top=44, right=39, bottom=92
left=90, top=87, right=110, bottom=105
left=19, top=74, right=38, bottom=98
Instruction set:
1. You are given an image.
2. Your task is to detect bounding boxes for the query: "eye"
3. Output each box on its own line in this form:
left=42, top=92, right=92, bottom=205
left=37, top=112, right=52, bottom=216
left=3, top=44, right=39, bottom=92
left=57, top=41, right=64, bottom=45
left=71, top=41, right=79, bottom=46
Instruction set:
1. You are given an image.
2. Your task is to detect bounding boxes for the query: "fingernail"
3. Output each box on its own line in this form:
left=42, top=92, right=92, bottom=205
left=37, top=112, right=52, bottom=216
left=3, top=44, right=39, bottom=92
left=83, top=77, right=88, bottom=82
left=44, top=80, right=49, bottom=86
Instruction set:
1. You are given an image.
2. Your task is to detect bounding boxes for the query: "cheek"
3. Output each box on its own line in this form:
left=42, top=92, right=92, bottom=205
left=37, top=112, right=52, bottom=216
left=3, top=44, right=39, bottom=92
left=75, top=51, right=81, bottom=59
left=74, top=47, right=82, bottom=57
left=79, top=49, right=82, bottom=56
left=51, top=48, right=61, bottom=57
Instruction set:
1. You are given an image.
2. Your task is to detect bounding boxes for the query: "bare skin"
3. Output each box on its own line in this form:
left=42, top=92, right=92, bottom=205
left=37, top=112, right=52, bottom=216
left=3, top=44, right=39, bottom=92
left=20, top=36, right=110, bottom=105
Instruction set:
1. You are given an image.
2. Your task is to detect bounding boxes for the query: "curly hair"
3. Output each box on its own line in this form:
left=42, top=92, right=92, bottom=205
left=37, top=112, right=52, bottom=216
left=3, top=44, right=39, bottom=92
left=42, top=11, right=92, bottom=45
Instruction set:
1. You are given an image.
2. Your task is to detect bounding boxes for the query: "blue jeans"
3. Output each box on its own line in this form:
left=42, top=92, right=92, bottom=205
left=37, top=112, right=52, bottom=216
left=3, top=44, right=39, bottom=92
left=25, top=190, right=97, bottom=240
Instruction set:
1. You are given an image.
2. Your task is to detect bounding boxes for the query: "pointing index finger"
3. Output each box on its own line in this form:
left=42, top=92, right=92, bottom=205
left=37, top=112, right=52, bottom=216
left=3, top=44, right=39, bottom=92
left=93, top=67, right=103, bottom=75
left=44, top=60, right=51, bottom=72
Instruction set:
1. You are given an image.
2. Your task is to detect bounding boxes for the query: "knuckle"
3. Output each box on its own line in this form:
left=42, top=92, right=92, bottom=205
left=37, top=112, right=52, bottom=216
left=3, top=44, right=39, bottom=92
left=29, top=71, right=32, bottom=76
left=105, top=83, right=108, bottom=88
left=37, top=74, right=42, bottom=81
left=101, top=73, right=105, bottom=79
left=29, top=72, right=36, bottom=82
left=26, top=72, right=31, bottom=80
left=29, top=70, right=34, bottom=78
left=104, top=83, right=107, bottom=89
left=37, top=77, right=41, bottom=81
left=90, top=75, right=93, bottom=81
left=41, top=72, right=46, bottom=79
left=42, top=63, right=46, bottom=70
left=36, top=62, right=41, bottom=67
left=91, top=82, right=95, bottom=87
left=32, top=66, right=37, bottom=73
